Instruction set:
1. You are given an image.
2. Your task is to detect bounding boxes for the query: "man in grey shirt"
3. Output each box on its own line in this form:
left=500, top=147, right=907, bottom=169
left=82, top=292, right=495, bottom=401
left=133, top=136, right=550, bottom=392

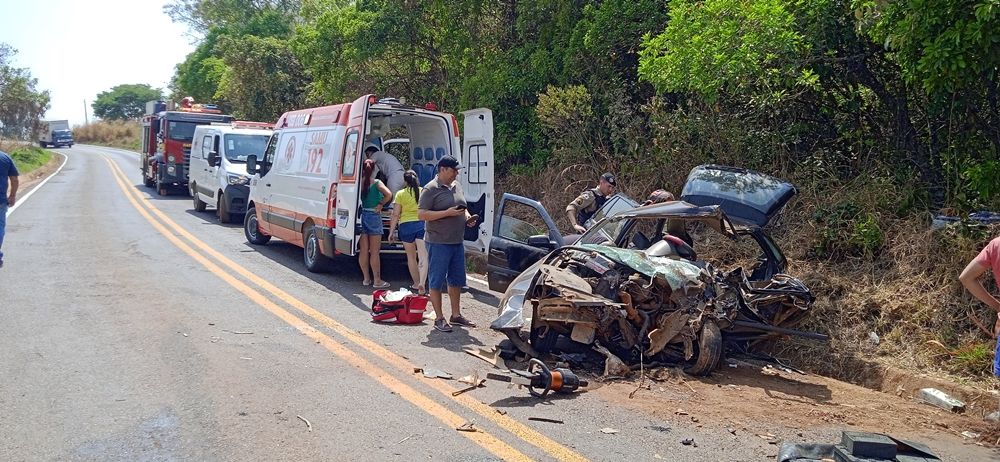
left=365, top=143, right=405, bottom=193
left=417, top=155, right=478, bottom=332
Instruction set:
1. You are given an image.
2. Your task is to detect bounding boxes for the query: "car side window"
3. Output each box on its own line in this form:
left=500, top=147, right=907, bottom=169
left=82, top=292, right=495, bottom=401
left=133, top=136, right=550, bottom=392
left=342, top=130, right=359, bottom=177
left=498, top=201, right=548, bottom=243
left=201, top=134, right=212, bottom=159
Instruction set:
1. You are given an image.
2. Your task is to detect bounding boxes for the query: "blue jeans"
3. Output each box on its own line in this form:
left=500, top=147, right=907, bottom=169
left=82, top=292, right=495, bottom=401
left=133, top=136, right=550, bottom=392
left=0, top=202, right=6, bottom=262
left=994, top=336, right=1000, bottom=377
left=360, top=209, right=383, bottom=235
left=398, top=221, right=425, bottom=243
left=426, top=243, right=466, bottom=291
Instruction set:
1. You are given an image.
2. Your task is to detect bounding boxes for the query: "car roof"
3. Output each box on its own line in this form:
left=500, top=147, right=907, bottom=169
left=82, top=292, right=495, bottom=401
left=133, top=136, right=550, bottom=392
left=680, top=165, right=796, bottom=228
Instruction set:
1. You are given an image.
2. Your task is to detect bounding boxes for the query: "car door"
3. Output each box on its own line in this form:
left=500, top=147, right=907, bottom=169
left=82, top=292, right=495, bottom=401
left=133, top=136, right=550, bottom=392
left=487, top=193, right=563, bottom=292
left=460, top=108, right=495, bottom=255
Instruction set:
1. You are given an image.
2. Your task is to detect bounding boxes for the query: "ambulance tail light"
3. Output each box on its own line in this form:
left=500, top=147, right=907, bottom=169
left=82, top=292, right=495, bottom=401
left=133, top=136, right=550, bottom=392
left=326, top=184, right=337, bottom=229
left=451, top=115, right=459, bottom=136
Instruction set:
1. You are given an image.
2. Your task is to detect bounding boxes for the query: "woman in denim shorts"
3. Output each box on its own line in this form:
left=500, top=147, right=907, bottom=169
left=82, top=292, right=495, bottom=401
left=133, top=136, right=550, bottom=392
left=389, top=170, right=428, bottom=294
left=359, top=159, right=392, bottom=288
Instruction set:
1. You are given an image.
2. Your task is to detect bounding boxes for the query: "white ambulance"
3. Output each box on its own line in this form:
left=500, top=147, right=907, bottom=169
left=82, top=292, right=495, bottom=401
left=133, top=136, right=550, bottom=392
left=189, top=121, right=273, bottom=223
left=244, top=95, right=495, bottom=273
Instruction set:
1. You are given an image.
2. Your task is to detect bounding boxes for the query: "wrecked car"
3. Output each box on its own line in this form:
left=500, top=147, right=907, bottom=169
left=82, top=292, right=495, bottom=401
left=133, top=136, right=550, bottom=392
left=489, top=165, right=824, bottom=375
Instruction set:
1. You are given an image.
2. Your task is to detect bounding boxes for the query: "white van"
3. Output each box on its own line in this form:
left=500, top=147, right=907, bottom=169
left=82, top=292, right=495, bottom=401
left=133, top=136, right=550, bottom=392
left=189, top=122, right=274, bottom=223
left=244, top=95, right=495, bottom=272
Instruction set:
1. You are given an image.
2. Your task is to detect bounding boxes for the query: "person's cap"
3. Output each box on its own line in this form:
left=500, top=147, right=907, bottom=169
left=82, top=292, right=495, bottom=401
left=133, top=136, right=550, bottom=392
left=364, top=142, right=379, bottom=152
left=601, top=173, right=616, bottom=186
left=437, top=155, right=463, bottom=170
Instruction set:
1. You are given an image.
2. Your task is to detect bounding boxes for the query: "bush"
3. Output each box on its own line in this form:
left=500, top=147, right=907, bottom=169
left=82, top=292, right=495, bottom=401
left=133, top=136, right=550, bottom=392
left=9, top=145, right=52, bottom=174
left=74, top=120, right=140, bottom=150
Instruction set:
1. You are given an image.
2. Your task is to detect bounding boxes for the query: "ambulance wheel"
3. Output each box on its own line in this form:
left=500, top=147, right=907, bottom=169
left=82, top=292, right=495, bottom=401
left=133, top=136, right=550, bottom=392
left=218, top=193, right=232, bottom=223
left=303, top=226, right=332, bottom=273
left=684, top=320, right=722, bottom=376
left=244, top=206, right=270, bottom=245
left=192, top=185, right=207, bottom=212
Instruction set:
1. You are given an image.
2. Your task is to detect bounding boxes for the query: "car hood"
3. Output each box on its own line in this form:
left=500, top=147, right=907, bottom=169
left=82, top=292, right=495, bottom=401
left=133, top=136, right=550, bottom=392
left=680, top=165, right=796, bottom=228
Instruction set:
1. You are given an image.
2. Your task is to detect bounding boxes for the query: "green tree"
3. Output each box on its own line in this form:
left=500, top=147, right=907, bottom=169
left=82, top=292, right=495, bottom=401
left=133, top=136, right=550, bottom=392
left=217, top=35, right=307, bottom=121
left=0, top=44, right=50, bottom=140
left=92, top=84, right=162, bottom=120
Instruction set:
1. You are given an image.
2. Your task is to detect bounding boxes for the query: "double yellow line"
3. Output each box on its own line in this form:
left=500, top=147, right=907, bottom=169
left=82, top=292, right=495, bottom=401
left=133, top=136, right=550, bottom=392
left=102, top=156, right=588, bottom=462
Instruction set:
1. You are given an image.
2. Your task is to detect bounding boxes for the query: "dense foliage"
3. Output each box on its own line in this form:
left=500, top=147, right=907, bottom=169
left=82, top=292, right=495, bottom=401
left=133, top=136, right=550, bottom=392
left=0, top=44, right=50, bottom=140
left=92, top=84, right=163, bottom=120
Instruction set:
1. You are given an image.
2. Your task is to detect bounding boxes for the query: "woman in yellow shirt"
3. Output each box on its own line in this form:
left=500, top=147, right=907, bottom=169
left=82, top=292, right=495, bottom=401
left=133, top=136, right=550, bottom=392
left=389, top=170, right=428, bottom=294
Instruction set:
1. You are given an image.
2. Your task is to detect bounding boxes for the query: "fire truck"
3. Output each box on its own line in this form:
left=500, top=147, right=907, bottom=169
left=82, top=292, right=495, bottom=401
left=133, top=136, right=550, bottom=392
left=140, top=99, right=234, bottom=196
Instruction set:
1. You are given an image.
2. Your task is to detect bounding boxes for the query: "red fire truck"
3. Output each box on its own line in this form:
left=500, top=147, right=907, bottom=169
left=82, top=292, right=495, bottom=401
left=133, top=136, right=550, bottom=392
left=140, top=99, right=234, bottom=196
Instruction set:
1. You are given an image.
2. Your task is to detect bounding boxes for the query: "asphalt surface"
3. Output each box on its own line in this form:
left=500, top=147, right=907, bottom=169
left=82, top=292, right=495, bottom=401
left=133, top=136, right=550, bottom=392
left=0, top=145, right=996, bottom=461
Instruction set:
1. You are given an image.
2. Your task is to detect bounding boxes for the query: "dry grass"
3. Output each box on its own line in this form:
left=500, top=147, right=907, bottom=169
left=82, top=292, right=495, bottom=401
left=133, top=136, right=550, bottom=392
left=74, top=120, right=140, bottom=150
left=501, top=160, right=1000, bottom=390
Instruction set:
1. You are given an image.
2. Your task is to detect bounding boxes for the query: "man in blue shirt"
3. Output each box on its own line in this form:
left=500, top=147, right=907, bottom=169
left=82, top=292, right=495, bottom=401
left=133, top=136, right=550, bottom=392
left=0, top=149, right=20, bottom=268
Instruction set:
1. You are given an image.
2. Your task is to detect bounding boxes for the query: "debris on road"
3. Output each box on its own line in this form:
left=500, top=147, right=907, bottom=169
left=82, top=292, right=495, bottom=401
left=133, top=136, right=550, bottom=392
left=222, top=330, right=254, bottom=334
left=600, top=427, right=619, bottom=434
left=779, top=431, right=942, bottom=462
left=420, top=368, right=453, bottom=380
left=456, top=422, right=478, bottom=432
left=919, top=388, right=966, bottom=413
left=680, top=438, right=696, bottom=447
left=528, top=417, right=564, bottom=424
left=961, top=431, right=981, bottom=439
left=451, top=374, right=486, bottom=396
left=485, top=358, right=587, bottom=398
left=463, top=346, right=506, bottom=369
left=296, top=414, right=312, bottom=432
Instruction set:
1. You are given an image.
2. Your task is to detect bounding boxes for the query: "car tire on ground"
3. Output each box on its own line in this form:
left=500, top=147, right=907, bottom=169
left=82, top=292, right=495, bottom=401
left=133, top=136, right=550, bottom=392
left=244, top=206, right=271, bottom=245
left=218, top=192, right=231, bottom=223
left=192, top=185, right=207, bottom=212
left=303, top=225, right=332, bottom=273
left=684, top=320, right=722, bottom=376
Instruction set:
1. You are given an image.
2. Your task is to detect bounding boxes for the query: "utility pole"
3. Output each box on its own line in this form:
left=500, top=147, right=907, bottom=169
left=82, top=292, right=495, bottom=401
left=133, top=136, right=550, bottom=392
left=83, top=99, right=89, bottom=125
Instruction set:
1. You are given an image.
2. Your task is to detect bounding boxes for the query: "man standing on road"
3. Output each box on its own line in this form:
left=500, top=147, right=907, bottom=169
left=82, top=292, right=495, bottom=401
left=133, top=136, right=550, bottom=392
left=566, top=172, right=616, bottom=234
left=959, top=234, right=1000, bottom=377
left=417, top=155, right=478, bottom=332
left=365, top=143, right=406, bottom=193
left=0, top=149, right=20, bottom=268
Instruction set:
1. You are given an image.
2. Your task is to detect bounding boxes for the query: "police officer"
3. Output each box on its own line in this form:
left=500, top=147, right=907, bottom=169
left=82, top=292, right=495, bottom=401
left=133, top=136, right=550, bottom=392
left=566, top=172, right=616, bottom=234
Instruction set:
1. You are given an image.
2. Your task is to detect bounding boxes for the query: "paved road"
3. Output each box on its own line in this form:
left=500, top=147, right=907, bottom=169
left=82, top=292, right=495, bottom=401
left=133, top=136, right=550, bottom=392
left=0, top=145, right=995, bottom=461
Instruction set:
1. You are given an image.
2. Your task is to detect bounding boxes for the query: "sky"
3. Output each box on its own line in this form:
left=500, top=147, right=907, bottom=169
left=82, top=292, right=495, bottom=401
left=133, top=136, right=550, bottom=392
left=1, top=0, right=196, bottom=127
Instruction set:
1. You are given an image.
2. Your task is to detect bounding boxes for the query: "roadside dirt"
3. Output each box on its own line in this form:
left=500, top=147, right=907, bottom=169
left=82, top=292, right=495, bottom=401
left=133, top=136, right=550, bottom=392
left=591, top=358, right=1000, bottom=452
left=16, top=152, right=64, bottom=194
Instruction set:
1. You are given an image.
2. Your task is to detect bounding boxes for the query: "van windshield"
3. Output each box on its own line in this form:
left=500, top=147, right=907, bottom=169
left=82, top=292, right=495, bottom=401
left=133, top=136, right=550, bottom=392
left=224, top=134, right=269, bottom=163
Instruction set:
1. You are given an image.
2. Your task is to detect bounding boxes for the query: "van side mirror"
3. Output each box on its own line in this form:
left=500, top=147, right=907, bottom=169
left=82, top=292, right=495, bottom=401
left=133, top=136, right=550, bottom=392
left=526, top=235, right=556, bottom=249
left=246, top=155, right=257, bottom=175
left=208, top=151, right=220, bottom=167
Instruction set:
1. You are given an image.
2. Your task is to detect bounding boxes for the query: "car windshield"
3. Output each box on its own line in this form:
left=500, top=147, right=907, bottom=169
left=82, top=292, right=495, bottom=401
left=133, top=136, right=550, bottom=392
left=578, top=216, right=630, bottom=246
left=223, top=134, right=269, bottom=163
left=53, top=130, right=72, bottom=136
left=168, top=121, right=198, bottom=141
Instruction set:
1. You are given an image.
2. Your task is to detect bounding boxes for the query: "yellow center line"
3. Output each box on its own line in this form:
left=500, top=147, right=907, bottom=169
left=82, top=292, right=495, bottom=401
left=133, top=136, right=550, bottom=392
left=103, top=155, right=589, bottom=462
left=101, top=156, right=533, bottom=462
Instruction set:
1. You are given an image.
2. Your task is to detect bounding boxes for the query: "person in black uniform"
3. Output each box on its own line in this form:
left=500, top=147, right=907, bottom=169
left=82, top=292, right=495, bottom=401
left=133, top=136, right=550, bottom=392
left=565, top=172, right=616, bottom=234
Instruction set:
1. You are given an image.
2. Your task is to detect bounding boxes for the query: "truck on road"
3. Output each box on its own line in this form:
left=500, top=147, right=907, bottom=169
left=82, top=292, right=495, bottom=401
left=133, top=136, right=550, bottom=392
left=140, top=99, right=234, bottom=196
left=38, top=120, right=74, bottom=148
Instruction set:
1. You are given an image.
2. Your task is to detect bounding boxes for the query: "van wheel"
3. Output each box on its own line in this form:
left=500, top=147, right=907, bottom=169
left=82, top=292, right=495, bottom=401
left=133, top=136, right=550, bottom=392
left=192, top=185, right=207, bottom=212
left=683, top=320, right=723, bottom=376
left=303, top=226, right=332, bottom=273
left=244, top=206, right=270, bottom=245
left=218, top=193, right=232, bottom=223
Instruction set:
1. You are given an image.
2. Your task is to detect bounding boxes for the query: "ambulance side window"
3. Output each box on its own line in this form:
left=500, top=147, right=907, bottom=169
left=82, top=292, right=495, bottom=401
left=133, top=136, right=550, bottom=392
left=342, top=130, right=359, bottom=177
left=260, top=133, right=278, bottom=176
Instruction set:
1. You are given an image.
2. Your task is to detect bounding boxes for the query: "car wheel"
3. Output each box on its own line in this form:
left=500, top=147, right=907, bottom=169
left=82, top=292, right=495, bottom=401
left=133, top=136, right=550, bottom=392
left=684, top=320, right=722, bottom=376
left=217, top=192, right=231, bottom=223
left=192, top=185, right=207, bottom=212
left=244, top=206, right=270, bottom=245
left=303, top=226, right=332, bottom=273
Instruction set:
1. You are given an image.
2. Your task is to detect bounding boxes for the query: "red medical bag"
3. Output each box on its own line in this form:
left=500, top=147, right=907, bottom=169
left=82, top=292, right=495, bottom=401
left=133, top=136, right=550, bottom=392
left=371, top=290, right=429, bottom=324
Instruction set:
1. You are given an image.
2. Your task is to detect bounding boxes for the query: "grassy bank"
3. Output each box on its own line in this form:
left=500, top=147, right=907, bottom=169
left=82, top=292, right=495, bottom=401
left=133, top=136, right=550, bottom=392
left=74, top=120, right=140, bottom=150
left=0, top=142, right=52, bottom=175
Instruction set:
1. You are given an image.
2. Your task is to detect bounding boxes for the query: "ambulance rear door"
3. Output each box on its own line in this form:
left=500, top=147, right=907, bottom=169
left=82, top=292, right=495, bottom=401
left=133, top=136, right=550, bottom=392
left=334, top=94, right=372, bottom=256
left=460, top=108, right=494, bottom=255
